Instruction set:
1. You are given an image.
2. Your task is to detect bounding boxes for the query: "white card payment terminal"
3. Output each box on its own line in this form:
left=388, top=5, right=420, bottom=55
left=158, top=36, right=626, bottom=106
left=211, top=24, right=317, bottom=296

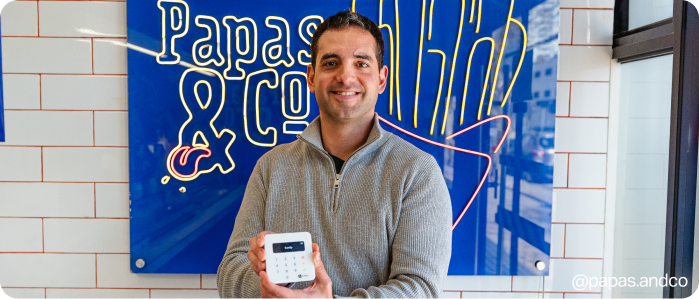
left=264, top=232, right=315, bottom=284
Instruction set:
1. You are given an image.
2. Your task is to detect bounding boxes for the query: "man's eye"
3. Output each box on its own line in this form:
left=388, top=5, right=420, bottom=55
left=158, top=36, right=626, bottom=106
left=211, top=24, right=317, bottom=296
left=358, top=62, right=368, bottom=67
left=324, top=61, right=336, bottom=66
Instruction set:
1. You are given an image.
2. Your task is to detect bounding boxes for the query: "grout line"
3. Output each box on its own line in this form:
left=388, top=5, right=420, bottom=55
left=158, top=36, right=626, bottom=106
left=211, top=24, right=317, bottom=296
left=44, top=288, right=46, bottom=299
left=555, top=152, right=606, bottom=154
left=566, top=153, right=570, bottom=188
left=552, top=222, right=604, bottom=225
left=568, top=82, right=572, bottom=117
left=3, top=73, right=126, bottom=76
left=149, top=289, right=151, bottom=299
left=6, top=109, right=128, bottom=112
left=560, top=7, right=613, bottom=10
left=0, top=252, right=130, bottom=254
left=561, top=44, right=613, bottom=47
left=556, top=116, right=609, bottom=119
left=570, top=8, right=574, bottom=44
left=36, top=0, right=40, bottom=37
left=511, top=276, right=513, bottom=292
left=550, top=257, right=603, bottom=260
left=557, top=80, right=610, bottom=83
left=553, top=187, right=606, bottom=190
left=200, top=274, right=203, bottom=289
left=0, top=181, right=127, bottom=184
left=2, top=36, right=126, bottom=39
left=0, top=216, right=130, bottom=219
left=95, top=254, right=98, bottom=288
left=0, top=145, right=128, bottom=148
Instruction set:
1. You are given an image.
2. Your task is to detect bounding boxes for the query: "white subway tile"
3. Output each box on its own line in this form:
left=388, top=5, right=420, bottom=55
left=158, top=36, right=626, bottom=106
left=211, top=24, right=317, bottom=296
left=95, top=112, right=128, bottom=146
left=550, top=224, right=565, bottom=258
left=3, top=74, right=40, bottom=109
left=2, top=288, right=45, bottom=299
left=2, top=37, right=92, bottom=74
left=560, top=0, right=614, bottom=8
left=553, top=153, right=568, bottom=188
left=95, top=183, right=129, bottom=218
left=623, top=154, right=669, bottom=189
left=457, top=292, right=562, bottom=298
left=38, top=2, right=126, bottom=37
left=570, top=82, right=609, bottom=117
left=93, top=39, right=127, bottom=74
left=625, top=118, right=671, bottom=154
left=572, top=10, right=614, bottom=45
left=201, top=274, right=217, bottom=289
left=563, top=294, right=601, bottom=298
left=443, top=276, right=511, bottom=291
left=512, top=275, right=544, bottom=292
left=0, top=147, right=42, bottom=181
left=42, top=75, right=128, bottom=110
left=556, top=82, right=570, bottom=117
left=47, top=288, right=149, bottom=298
left=552, top=189, right=606, bottom=223
left=555, top=118, right=608, bottom=153
left=43, top=147, right=129, bottom=182
left=622, top=189, right=667, bottom=225
left=559, top=9, right=573, bottom=44
left=1, top=1, right=38, bottom=36
left=97, top=254, right=200, bottom=288
left=565, top=224, right=604, bottom=258
left=2, top=111, right=93, bottom=146
left=545, top=259, right=603, bottom=292
left=151, top=289, right=220, bottom=298
left=0, top=182, right=94, bottom=217
left=440, top=291, right=461, bottom=298
left=568, top=154, right=607, bottom=188
left=0, top=218, right=42, bottom=252
left=558, top=46, right=612, bottom=81
left=44, top=218, right=129, bottom=253
left=0, top=253, right=95, bottom=287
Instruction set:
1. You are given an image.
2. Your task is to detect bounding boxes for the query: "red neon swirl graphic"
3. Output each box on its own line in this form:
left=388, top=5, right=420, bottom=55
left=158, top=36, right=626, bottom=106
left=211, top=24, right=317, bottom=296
left=378, top=115, right=511, bottom=231
left=170, top=146, right=212, bottom=178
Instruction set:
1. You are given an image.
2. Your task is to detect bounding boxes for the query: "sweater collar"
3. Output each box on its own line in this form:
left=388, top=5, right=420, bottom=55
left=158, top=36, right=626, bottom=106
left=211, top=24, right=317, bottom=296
left=297, top=113, right=388, bottom=157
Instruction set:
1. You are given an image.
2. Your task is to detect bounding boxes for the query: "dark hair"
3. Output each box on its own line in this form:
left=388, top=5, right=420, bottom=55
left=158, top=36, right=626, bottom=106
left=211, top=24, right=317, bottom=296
left=310, top=10, right=385, bottom=70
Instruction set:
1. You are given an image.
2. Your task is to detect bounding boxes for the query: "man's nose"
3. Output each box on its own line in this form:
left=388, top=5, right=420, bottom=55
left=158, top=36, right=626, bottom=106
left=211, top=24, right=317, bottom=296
left=336, top=62, right=358, bottom=85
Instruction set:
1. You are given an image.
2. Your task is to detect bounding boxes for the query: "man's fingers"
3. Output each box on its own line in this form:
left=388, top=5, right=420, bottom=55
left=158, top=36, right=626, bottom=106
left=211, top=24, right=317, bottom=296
left=256, top=231, right=275, bottom=248
left=311, top=243, right=332, bottom=288
left=247, top=250, right=260, bottom=273
left=259, top=270, right=284, bottom=298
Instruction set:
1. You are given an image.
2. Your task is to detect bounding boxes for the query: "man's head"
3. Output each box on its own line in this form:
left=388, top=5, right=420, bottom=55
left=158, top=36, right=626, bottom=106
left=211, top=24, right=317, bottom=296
left=307, top=11, right=388, bottom=124
left=310, top=11, right=385, bottom=71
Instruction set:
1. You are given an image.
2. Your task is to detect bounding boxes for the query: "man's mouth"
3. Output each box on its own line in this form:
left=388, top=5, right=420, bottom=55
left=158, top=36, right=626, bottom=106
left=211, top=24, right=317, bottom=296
left=332, top=91, right=360, bottom=96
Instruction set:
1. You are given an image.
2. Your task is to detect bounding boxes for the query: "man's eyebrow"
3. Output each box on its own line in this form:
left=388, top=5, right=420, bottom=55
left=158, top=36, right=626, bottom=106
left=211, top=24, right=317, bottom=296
left=320, top=53, right=340, bottom=61
left=354, top=54, right=374, bottom=61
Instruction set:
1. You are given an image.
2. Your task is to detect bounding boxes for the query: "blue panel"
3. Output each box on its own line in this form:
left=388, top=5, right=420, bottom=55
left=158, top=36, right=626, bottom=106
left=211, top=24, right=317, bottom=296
left=128, top=0, right=558, bottom=275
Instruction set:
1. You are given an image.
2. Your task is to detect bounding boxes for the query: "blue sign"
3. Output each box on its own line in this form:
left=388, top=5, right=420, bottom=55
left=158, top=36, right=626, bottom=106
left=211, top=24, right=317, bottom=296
left=128, top=0, right=558, bottom=275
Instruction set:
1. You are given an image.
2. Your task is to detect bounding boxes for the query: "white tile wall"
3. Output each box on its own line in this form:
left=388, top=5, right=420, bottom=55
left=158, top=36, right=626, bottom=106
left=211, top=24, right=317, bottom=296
left=201, top=274, right=217, bottom=289
left=568, top=154, right=607, bottom=188
left=1, top=288, right=45, bottom=299
left=564, top=224, right=604, bottom=258
left=550, top=224, right=565, bottom=258
left=150, top=289, right=220, bottom=298
left=2, top=74, right=40, bottom=109
left=572, top=10, right=614, bottom=45
left=1, top=1, right=38, bottom=36
left=1, top=37, right=92, bottom=74
left=555, top=118, right=608, bottom=153
left=0, top=218, right=43, bottom=252
left=96, top=254, right=200, bottom=288
left=95, top=111, right=129, bottom=146
left=559, top=9, right=573, bottom=44
left=93, top=39, right=128, bottom=74
left=42, top=75, right=128, bottom=110
left=0, top=147, right=42, bottom=181
left=440, top=291, right=461, bottom=298
left=46, top=288, right=149, bottom=298
left=43, top=147, right=129, bottom=182
left=442, top=276, right=512, bottom=291
left=556, top=82, right=570, bottom=117
left=95, top=183, right=129, bottom=218
left=458, top=292, right=563, bottom=298
left=38, top=2, right=126, bottom=37
left=552, top=189, right=606, bottom=223
left=559, top=0, right=614, bottom=8
left=511, top=276, right=543, bottom=292
left=553, top=153, right=568, bottom=187
left=44, top=219, right=129, bottom=253
left=0, top=182, right=94, bottom=217
left=2, top=111, right=93, bottom=146
left=0, top=253, right=95, bottom=287
left=546, top=259, right=603, bottom=292
left=564, top=294, right=602, bottom=298
left=558, top=46, right=612, bottom=81
left=570, top=82, right=609, bottom=117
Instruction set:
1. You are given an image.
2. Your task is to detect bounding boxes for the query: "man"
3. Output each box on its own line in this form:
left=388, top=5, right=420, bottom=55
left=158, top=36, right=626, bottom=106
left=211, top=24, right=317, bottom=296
left=217, top=11, right=452, bottom=298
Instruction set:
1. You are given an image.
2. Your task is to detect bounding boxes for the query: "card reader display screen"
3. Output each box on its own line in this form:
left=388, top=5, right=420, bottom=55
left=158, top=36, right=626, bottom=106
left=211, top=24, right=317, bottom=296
left=272, top=241, right=305, bottom=253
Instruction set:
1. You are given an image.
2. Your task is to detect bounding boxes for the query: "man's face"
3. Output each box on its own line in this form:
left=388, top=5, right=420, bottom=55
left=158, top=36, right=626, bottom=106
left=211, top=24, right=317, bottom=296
left=307, top=26, right=388, bottom=123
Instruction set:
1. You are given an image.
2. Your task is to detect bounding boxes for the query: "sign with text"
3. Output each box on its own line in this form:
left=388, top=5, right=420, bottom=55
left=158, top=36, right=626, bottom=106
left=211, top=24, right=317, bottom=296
left=128, top=0, right=559, bottom=275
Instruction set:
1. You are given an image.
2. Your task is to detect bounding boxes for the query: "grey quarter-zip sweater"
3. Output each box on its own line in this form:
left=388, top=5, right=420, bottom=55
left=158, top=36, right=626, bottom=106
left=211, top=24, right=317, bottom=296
left=217, top=113, right=452, bottom=298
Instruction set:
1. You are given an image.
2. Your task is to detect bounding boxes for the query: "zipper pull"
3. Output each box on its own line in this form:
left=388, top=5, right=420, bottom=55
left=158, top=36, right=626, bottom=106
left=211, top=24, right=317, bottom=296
left=333, top=174, right=340, bottom=188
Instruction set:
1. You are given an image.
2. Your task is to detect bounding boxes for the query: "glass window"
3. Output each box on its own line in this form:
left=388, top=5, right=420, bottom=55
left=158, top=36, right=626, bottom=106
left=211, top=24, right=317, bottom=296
left=612, top=54, right=673, bottom=298
left=628, top=0, right=673, bottom=30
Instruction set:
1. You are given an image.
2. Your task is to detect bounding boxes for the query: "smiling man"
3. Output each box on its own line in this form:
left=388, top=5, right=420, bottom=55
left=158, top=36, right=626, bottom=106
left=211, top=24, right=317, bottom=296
left=217, top=11, right=452, bottom=298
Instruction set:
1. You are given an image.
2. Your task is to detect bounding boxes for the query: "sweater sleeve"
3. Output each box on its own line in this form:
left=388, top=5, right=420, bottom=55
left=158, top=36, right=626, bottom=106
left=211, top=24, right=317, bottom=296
left=217, top=160, right=267, bottom=298
left=347, top=156, right=453, bottom=298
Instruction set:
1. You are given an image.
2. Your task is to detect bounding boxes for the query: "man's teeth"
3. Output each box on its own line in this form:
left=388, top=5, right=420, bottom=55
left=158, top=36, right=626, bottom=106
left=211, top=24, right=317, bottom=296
left=335, top=92, right=358, bottom=95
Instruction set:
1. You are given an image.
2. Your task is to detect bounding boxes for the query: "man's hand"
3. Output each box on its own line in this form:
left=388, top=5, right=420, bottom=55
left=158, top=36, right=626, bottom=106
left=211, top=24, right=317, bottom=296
left=248, top=231, right=275, bottom=276
left=259, top=243, right=333, bottom=298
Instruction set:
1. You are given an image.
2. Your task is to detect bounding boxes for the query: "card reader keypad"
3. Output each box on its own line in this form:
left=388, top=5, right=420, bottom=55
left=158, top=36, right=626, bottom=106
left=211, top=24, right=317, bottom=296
left=270, top=254, right=312, bottom=280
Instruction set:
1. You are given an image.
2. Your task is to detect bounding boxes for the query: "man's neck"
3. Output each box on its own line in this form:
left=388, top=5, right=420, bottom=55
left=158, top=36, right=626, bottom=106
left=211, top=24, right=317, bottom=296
left=319, top=112, right=375, bottom=161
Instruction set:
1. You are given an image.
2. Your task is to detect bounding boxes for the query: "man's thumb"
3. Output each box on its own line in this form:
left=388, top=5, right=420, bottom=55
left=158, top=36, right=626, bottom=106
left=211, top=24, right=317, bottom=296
left=313, top=247, right=331, bottom=286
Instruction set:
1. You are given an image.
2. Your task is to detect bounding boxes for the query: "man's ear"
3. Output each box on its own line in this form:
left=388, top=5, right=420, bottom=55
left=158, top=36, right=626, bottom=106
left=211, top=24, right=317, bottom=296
left=307, top=64, right=316, bottom=94
left=378, top=64, right=388, bottom=94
